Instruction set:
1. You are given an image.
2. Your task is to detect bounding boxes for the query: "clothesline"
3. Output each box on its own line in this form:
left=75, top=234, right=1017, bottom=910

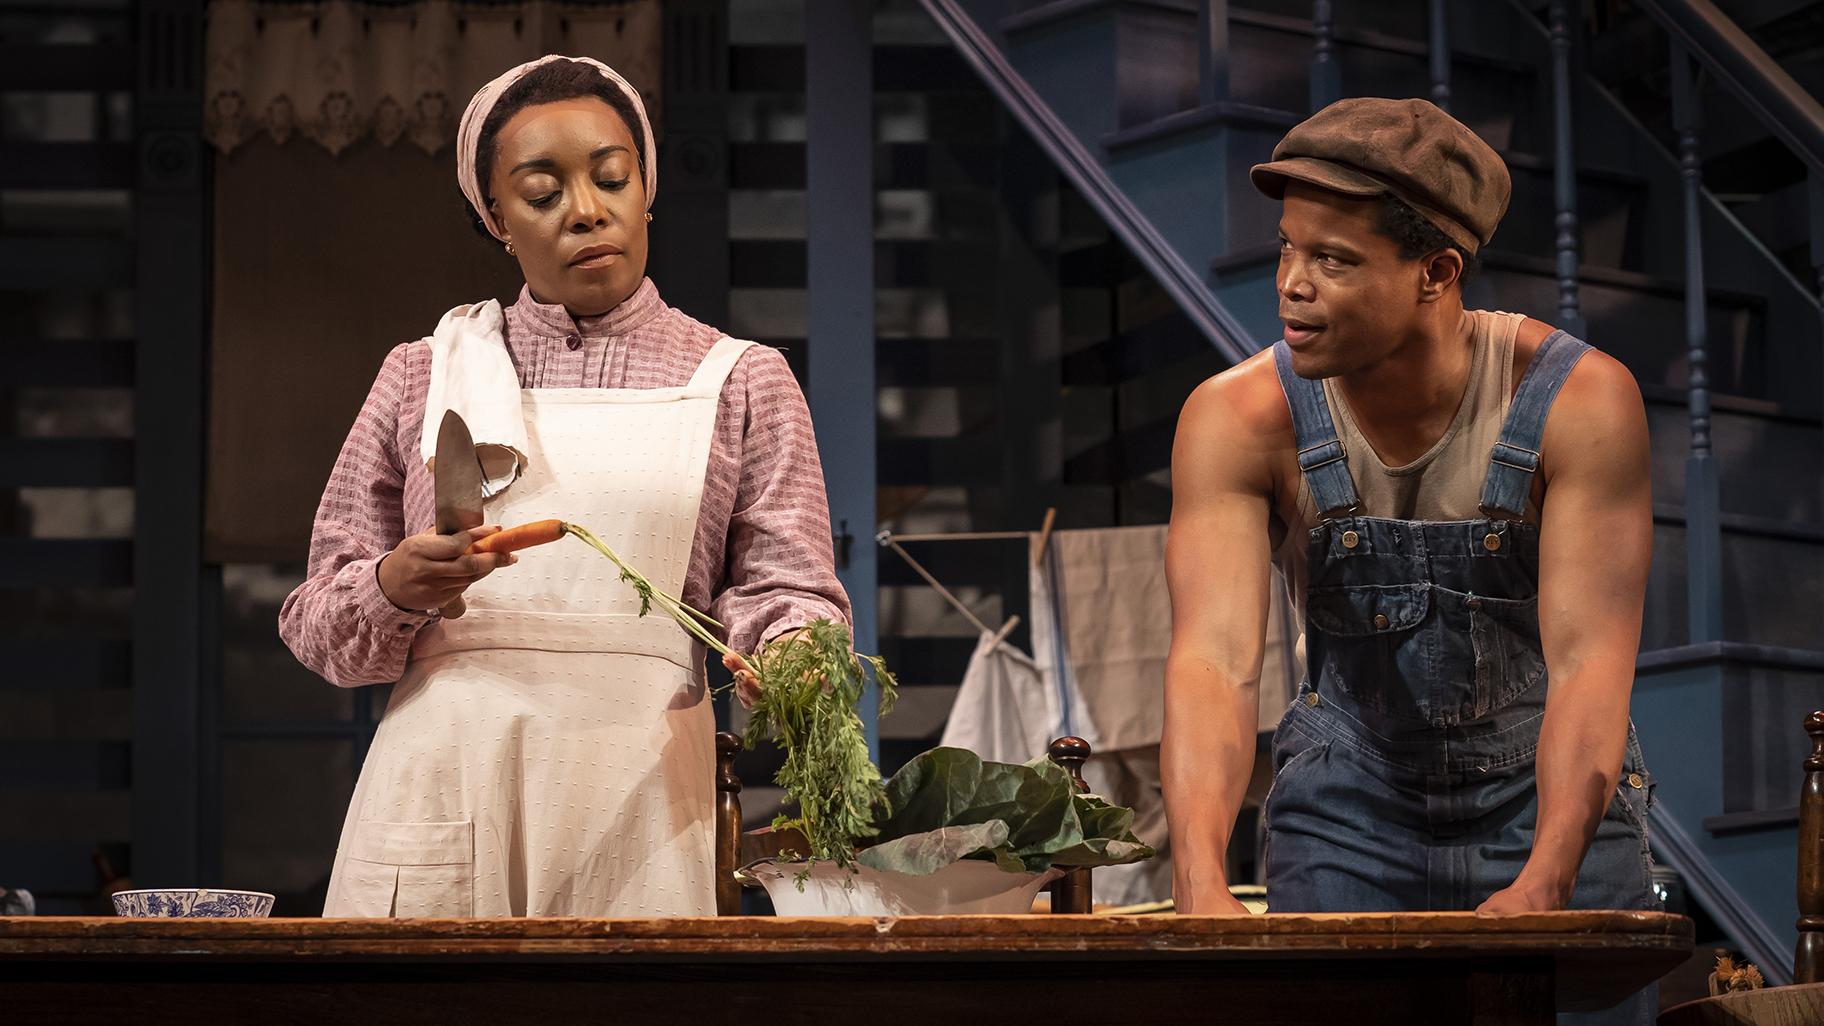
left=873, top=509, right=1058, bottom=654
left=875, top=530, right=1021, bottom=653
left=875, top=528, right=1029, bottom=544
left=878, top=507, right=1057, bottom=566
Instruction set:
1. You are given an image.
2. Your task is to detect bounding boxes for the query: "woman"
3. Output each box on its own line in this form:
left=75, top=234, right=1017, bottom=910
left=279, top=55, right=850, bottom=917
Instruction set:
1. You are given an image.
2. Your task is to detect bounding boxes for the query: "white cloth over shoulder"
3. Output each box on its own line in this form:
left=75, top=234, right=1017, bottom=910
left=416, top=299, right=528, bottom=497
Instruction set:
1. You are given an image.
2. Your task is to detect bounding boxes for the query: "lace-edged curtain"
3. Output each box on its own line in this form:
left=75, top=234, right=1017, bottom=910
left=204, top=0, right=661, bottom=155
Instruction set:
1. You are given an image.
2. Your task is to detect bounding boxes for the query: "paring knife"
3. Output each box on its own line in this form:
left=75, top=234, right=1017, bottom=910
left=433, top=409, right=487, bottom=619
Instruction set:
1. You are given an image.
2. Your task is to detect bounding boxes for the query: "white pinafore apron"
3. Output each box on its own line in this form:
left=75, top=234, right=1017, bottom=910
left=323, top=337, right=754, bottom=917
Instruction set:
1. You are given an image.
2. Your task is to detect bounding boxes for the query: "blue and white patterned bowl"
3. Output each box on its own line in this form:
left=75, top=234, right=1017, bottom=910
left=111, top=888, right=275, bottom=918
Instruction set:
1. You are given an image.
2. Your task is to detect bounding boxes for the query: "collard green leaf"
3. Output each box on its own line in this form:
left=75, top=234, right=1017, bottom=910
left=856, top=821, right=1011, bottom=875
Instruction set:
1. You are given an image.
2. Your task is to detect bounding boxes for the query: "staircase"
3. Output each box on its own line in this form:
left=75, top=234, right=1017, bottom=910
left=916, top=0, right=1824, bottom=978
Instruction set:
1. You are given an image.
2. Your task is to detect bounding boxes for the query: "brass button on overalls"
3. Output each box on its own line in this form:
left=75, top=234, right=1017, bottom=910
left=1373, top=613, right=1390, bottom=630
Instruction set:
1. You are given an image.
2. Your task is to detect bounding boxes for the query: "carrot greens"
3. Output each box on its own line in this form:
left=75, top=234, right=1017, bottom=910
left=565, top=523, right=896, bottom=870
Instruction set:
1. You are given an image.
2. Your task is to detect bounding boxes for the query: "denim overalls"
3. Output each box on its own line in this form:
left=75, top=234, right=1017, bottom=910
left=1263, top=333, right=1659, bottom=1023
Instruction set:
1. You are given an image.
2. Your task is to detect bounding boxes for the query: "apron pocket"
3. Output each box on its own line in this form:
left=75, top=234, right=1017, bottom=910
left=345, top=819, right=475, bottom=917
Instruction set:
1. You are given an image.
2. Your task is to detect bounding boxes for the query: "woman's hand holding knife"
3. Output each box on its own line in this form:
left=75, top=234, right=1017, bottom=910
left=378, top=525, right=518, bottom=613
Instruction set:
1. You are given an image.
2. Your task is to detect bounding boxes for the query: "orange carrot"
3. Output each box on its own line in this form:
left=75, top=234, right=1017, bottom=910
left=467, top=519, right=567, bottom=555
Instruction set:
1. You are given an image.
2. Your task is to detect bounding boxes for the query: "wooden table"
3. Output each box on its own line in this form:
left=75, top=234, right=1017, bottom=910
left=0, top=912, right=1691, bottom=1025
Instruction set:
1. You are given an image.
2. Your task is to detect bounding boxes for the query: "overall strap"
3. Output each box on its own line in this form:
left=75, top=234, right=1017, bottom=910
left=684, top=337, right=756, bottom=398
left=1479, top=329, right=1591, bottom=519
left=1273, top=340, right=1359, bottom=518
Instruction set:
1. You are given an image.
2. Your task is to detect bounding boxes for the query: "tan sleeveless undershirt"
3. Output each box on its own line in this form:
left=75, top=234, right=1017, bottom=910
left=1273, top=309, right=1529, bottom=624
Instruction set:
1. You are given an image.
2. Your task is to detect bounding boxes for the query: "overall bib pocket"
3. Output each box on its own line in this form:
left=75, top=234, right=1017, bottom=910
left=1305, top=583, right=1432, bottom=720
left=1436, top=587, right=1545, bottom=719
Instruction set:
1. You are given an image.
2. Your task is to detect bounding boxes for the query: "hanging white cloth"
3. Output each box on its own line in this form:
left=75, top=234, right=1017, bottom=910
left=938, top=629, right=1056, bottom=764
left=1028, top=524, right=1298, bottom=747
left=1027, top=525, right=1170, bottom=753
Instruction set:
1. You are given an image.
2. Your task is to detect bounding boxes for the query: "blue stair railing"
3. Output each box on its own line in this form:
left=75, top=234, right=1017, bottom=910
left=918, top=0, right=1259, bottom=364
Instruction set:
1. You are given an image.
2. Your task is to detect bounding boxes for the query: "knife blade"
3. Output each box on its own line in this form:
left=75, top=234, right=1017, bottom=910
left=433, top=409, right=486, bottom=618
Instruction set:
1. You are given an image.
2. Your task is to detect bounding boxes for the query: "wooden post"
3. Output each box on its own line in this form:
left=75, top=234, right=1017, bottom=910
left=1670, top=40, right=1725, bottom=645
left=714, top=731, right=743, bottom=916
left=1049, top=736, right=1094, bottom=914
left=1796, top=712, right=1824, bottom=984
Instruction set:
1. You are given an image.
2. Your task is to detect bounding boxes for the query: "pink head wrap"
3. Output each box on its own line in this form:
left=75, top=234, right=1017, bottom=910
left=456, top=54, right=658, bottom=242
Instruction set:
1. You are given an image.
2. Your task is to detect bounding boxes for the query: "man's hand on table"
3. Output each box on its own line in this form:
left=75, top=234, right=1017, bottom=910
left=1476, top=866, right=1573, bottom=915
left=1181, top=892, right=1253, bottom=915
left=1174, top=872, right=1253, bottom=915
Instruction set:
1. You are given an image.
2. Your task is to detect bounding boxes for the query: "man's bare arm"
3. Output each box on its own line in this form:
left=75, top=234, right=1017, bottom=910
left=1478, top=350, right=1652, bottom=913
left=1163, top=362, right=1280, bottom=915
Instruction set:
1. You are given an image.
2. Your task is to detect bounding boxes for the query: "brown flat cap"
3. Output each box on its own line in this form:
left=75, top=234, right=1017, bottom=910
left=1251, top=97, right=1510, bottom=254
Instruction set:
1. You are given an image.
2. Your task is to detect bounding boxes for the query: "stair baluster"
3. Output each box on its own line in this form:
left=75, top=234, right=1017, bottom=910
left=1427, top=0, right=1450, bottom=111
left=1670, top=39, right=1726, bottom=646
left=1309, top=0, right=1339, bottom=112
left=1199, top=0, right=1229, bottom=107
left=1548, top=0, right=1584, bottom=339
left=1811, top=173, right=1824, bottom=465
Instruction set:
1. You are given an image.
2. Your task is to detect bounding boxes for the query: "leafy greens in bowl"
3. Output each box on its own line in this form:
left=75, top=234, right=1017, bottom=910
left=856, top=747, right=1154, bottom=877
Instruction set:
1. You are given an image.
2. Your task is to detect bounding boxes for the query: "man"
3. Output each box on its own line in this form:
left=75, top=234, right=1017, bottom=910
left=1162, top=98, right=1657, bottom=1017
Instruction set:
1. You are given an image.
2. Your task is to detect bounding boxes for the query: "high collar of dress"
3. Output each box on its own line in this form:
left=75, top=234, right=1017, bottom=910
left=510, top=277, right=664, bottom=340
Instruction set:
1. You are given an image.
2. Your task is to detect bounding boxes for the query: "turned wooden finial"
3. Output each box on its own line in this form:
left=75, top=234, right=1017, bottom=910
left=1049, top=736, right=1091, bottom=789
left=1047, top=735, right=1094, bottom=915
left=717, top=731, right=743, bottom=794
left=714, top=731, right=743, bottom=916
left=1797, top=713, right=1824, bottom=983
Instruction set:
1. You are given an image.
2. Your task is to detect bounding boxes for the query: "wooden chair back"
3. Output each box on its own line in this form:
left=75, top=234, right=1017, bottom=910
left=714, top=734, right=1096, bottom=914
left=1796, top=711, right=1823, bottom=983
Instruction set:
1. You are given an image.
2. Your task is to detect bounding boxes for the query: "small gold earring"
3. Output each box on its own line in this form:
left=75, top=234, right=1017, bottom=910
left=644, top=212, right=653, bottom=223
left=504, top=241, right=515, bottom=256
